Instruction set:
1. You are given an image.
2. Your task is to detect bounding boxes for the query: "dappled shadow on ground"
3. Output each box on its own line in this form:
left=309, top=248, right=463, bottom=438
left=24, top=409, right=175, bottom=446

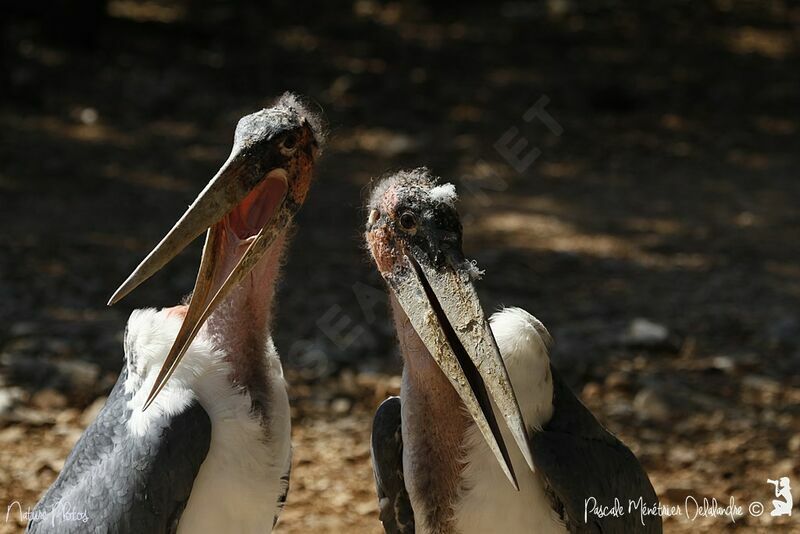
left=1, top=1, right=799, bottom=532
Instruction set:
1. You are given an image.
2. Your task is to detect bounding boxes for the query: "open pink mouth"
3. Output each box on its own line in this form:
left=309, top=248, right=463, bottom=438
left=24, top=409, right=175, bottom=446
left=225, top=174, right=288, bottom=241
left=165, top=173, right=288, bottom=320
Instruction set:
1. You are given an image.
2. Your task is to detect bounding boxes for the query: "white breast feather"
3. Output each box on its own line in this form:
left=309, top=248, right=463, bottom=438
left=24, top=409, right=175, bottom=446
left=123, top=308, right=291, bottom=534
left=453, top=307, right=568, bottom=534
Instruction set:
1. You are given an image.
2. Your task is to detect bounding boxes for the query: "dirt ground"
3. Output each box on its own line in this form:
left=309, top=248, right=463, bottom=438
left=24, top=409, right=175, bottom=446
left=1, top=1, right=799, bottom=532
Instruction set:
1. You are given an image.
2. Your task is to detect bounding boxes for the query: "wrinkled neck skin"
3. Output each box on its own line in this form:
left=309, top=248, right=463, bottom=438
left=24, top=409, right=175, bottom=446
left=204, top=231, right=288, bottom=395
left=390, top=294, right=470, bottom=534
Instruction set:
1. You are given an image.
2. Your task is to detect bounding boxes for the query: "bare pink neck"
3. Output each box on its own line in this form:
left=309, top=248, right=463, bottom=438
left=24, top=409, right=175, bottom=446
left=390, top=296, right=469, bottom=532
left=206, top=231, right=288, bottom=385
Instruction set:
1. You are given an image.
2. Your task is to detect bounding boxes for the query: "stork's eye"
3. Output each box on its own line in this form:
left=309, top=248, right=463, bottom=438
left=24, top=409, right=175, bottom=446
left=280, top=133, right=298, bottom=154
left=399, top=211, right=417, bottom=232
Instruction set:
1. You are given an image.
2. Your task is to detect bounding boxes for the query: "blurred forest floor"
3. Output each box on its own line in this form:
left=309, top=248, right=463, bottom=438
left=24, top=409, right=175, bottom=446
left=1, top=1, right=799, bottom=532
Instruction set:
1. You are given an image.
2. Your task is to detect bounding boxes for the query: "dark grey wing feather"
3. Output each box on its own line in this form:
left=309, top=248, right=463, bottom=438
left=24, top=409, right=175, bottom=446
left=532, top=366, right=662, bottom=534
left=371, top=396, right=415, bottom=534
left=27, top=367, right=211, bottom=534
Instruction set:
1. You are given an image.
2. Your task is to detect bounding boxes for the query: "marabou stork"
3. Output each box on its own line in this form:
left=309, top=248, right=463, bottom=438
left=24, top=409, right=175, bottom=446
left=28, top=93, right=323, bottom=533
left=365, top=169, right=661, bottom=534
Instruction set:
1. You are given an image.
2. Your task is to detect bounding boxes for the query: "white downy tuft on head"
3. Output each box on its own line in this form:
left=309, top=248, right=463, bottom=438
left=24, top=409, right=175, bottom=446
left=428, top=182, right=458, bottom=208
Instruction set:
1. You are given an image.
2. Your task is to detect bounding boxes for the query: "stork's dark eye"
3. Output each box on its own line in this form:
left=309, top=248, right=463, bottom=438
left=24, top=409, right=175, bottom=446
left=280, top=134, right=298, bottom=153
left=399, top=211, right=417, bottom=231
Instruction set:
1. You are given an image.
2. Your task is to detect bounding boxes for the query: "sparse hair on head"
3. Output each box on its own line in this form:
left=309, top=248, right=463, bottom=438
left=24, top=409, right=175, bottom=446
left=273, top=92, right=328, bottom=149
left=366, top=167, right=459, bottom=211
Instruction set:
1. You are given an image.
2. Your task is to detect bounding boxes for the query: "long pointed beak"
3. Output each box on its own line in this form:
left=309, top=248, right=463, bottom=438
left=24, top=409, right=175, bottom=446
left=108, top=149, right=271, bottom=306
left=387, top=251, right=535, bottom=490
left=142, top=172, right=290, bottom=410
left=108, top=146, right=294, bottom=411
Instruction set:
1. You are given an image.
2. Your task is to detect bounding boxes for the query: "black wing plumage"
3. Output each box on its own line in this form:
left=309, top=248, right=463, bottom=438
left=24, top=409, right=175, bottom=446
left=27, top=367, right=212, bottom=534
left=532, top=366, right=662, bottom=534
left=370, top=396, right=415, bottom=534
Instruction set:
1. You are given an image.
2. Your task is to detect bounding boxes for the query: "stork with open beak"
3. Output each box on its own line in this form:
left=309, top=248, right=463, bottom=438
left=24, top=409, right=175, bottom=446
left=365, top=169, right=661, bottom=534
left=28, top=93, right=322, bottom=534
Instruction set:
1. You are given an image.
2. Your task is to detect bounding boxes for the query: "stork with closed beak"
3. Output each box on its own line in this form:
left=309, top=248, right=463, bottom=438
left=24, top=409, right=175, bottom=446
left=28, top=93, right=323, bottom=533
left=365, top=169, right=661, bottom=534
